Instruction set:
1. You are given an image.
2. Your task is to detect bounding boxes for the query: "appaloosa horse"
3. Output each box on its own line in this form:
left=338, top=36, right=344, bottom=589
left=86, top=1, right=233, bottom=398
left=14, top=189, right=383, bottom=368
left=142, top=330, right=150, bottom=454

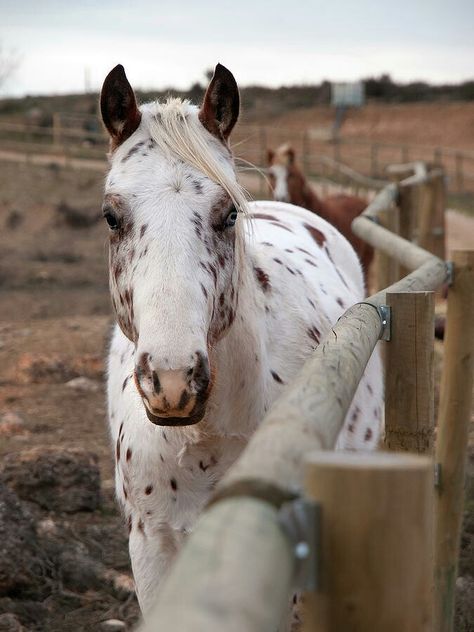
left=100, top=63, right=383, bottom=621
left=267, top=144, right=374, bottom=287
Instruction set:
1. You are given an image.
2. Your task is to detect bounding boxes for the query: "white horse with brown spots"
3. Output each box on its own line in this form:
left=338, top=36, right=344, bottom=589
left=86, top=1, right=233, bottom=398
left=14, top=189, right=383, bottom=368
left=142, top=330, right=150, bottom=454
left=101, top=64, right=383, bottom=622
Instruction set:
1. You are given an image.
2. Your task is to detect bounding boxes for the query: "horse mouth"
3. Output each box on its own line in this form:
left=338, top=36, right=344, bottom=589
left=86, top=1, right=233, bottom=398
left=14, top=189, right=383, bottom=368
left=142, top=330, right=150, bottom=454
left=144, top=406, right=206, bottom=427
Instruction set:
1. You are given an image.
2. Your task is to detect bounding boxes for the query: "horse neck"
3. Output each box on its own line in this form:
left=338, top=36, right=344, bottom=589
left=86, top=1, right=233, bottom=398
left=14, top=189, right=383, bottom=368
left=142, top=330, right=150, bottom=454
left=208, top=243, right=266, bottom=438
left=297, top=175, right=325, bottom=214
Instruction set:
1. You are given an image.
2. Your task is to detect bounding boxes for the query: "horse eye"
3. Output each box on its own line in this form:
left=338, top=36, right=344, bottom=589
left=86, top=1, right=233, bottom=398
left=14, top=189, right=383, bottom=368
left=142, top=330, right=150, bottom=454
left=104, top=210, right=120, bottom=230
left=224, top=206, right=238, bottom=228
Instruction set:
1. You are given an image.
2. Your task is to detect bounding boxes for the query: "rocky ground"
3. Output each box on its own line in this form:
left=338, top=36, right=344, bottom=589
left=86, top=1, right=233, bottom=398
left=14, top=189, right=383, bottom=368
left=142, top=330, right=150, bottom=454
left=0, top=159, right=472, bottom=631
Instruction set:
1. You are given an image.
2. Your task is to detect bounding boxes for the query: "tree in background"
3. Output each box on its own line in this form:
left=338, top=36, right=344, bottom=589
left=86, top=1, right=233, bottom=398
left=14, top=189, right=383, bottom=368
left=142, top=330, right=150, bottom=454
left=0, top=42, right=21, bottom=92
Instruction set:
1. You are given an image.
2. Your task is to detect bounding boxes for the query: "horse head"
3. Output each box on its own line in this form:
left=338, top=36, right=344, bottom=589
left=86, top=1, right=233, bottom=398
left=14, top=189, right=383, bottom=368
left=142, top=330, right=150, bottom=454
left=267, top=143, right=307, bottom=206
left=101, top=63, right=246, bottom=426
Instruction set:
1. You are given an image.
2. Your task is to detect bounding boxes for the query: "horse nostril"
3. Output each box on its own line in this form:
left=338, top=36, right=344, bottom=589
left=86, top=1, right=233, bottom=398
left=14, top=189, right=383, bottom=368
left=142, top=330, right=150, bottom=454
left=192, top=351, right=210, bottom=395
left=152, top=370, right=161, bottom=394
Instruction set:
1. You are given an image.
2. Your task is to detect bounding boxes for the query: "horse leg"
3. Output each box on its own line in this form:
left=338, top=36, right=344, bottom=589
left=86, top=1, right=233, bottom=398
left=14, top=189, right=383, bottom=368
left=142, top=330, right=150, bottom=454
left=128, top=522, right=185, bottom=618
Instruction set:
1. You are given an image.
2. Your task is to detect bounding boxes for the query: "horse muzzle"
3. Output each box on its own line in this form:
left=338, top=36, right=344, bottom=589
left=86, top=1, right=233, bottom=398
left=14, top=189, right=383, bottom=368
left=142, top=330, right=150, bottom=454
left=134, top=350, right=211, bottom=427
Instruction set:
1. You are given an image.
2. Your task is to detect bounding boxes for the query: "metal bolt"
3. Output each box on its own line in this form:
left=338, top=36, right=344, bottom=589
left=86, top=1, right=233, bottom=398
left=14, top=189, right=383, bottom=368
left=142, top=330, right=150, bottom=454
left=295, top=541, right=310, bottom=559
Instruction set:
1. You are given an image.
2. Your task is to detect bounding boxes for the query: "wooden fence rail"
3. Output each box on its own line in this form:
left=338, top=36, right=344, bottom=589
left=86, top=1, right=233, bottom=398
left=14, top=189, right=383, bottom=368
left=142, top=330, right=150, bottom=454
left=2, top=118, right=474, bottom=194
left=139, top=163, right=474, bottom=632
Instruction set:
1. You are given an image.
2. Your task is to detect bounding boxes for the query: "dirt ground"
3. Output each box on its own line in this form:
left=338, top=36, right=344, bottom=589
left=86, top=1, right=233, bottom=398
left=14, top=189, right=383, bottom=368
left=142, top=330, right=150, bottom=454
left=0, top=159, right=473, bottom=631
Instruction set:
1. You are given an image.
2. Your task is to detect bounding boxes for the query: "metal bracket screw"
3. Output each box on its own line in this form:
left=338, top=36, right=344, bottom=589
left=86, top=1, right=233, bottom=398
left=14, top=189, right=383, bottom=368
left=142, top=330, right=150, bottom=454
left=377, top=304, right=392, bottom=341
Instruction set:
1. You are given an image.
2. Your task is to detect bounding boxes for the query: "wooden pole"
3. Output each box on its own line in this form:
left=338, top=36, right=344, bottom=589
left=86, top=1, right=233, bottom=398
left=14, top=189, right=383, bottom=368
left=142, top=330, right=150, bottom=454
left=303, top=451, right=434, bottom=632
left=434, top=250, right=474, bottom=632
left=139, top=497, right=294, bottom=632
left=397, top=183, right=415, bottom=277
left=371, top=143, right=379, bottom=177
left=417, top=181, right=436, bottom=254
left=455, top=152, right=464, bottom=192
left=432, top=173, right=447, bottom=261
left=303, top=131, right=310, bottom=176
left=52, top=112, right=62, bottom=150
left=384, top=291, right=435, bottom=453
left=259, top=127, right=267, bottom=197
left=375, top=205, right=400, bottom=291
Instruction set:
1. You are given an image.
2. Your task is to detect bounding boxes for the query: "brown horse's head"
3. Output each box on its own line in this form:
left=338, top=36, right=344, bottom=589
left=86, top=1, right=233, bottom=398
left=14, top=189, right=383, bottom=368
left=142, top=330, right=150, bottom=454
left=267, top=144, right=308, bottom=206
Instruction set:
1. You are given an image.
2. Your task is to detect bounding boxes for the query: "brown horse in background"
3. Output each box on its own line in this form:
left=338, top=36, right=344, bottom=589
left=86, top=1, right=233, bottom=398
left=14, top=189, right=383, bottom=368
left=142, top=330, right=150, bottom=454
left=267, top=143, right=374, bottom=286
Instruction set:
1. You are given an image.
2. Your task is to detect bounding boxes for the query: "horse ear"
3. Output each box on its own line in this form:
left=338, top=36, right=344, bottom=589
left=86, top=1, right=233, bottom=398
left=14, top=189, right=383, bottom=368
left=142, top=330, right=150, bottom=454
left=199, top=63, right=239, bottom=142
left=267, top=149, right=275, bottom=165
left=100, top=65, right=141, bottom=149
left=285, top=147, right=295, bottom=165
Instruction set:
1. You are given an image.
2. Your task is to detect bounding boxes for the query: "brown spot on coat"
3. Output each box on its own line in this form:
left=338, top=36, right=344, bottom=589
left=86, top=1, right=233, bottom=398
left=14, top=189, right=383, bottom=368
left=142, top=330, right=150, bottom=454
left=304, top=223, right=326, bottom=247
left=254, top=267, right=271, bottom=292
left=145, top=485, right=153, bottom=495
left=271, top=370, right=284, bottom=384
left=307, top=326, right=320, bottom=344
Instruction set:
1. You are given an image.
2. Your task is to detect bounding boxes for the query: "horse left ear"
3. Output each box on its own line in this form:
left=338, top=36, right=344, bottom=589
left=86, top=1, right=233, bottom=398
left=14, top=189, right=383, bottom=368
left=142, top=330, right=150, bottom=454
left=100, top=65, right=142, bottom=149
left=199, top=63, right=239, bottom=142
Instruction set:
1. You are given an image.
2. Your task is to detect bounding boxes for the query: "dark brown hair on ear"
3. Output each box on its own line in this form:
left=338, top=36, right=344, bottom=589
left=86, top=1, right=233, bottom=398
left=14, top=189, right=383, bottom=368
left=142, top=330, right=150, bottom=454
left=199, top=63, right=239, bottom=143
left=285, top=147, right=296, bottom=166
left=267, top=149, right=275, bottom=165
left=100, top=65, right=141, bottom=150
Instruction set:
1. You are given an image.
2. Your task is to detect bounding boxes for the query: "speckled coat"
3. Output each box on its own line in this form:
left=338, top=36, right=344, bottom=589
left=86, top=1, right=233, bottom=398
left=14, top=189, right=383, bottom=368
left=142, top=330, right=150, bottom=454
left=101, top=64, right=383, bottom=619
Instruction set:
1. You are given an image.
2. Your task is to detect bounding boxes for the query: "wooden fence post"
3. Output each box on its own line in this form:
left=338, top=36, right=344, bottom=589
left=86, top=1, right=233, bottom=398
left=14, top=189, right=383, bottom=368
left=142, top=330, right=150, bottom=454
left=375, top=205, right=400, bottom=291
left=371, top=143, right=379, bottom=177
left=303, top=451, right=434, bottom=632
left=259, top=126, right=267, bottom=196
left=52, top=112, right=62, bottom=150
left=434, top=250, right=474, bottom=632
left=384, top=291, right=435, bottom=453
left=455, top=152, right=464, bottom=192
left=303, top=131, right=310, bottom=176
left=432, top=173, right=447, bottom=261
left=417, top=182, right=436, bottom=254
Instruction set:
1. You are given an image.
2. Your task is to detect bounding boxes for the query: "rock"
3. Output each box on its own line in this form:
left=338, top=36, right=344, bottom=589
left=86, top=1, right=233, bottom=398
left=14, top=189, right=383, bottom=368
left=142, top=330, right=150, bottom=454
left=58, top=543, right=104, bottom=592
left=15, top=353, right=76, bottom=384
left=65, top=376, right=100, bottom=392
left=0, top=413, right=26, bottom=437
left=15, top=353, right=104, bottom=384
left=0, top=482, right=49, bottom=599
left=0, top=613, right=24, bottom=631
left=455, top=575, right=474, bottom=631
left=100, top=620, right=126, bottom=631
left=102, top=569, right=135, bottom=598
left=2, top=447, right=101, bottom=513
left=36, top=517, right=58, bottom=538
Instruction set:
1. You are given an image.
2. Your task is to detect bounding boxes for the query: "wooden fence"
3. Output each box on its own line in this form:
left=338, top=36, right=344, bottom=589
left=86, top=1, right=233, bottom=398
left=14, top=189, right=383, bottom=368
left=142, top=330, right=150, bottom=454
left=137, top=164, right=474, bottom=631
left=1, top=116, right=474, bottom=196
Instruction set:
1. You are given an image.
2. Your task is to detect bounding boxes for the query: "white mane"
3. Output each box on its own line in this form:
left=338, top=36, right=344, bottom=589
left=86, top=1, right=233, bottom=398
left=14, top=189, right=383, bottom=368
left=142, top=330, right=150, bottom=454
left=146, top=98, right=250, bottom=217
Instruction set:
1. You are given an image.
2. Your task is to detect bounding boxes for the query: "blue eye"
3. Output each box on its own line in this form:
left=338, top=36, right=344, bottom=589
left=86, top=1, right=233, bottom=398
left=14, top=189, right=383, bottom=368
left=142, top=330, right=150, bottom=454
left=225, top=206, right=238, bottom=228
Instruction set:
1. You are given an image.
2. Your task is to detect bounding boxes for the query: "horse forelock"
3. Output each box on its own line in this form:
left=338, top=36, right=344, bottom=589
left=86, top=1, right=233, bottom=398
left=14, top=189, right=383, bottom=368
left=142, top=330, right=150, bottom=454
left=142, top=98, right=250, bottom=219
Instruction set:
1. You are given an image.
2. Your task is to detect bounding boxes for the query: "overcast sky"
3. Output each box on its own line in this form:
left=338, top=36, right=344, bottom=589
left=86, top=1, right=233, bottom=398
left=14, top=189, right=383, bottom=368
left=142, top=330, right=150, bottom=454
left=1, top=0, right=474, bottom=96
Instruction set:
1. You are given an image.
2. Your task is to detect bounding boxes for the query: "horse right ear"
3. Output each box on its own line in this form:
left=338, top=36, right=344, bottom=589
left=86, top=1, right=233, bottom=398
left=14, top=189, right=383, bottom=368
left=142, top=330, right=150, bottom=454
left=267, top=149, right=275, bottom=165
left=100, top=65, right=141, bottom=149
left=199, top=63, right=239, bottom=143
left=285, top=147, right=295, bottom=165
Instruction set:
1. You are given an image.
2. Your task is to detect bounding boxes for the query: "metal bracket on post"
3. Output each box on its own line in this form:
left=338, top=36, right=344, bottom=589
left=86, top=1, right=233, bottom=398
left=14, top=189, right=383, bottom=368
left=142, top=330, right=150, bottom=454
left=446, top=261, right=454, bottom=287
left=434, top=463, right=442, bottom=490
left=377, top=304, right=392, bottom=341
left=278, top=498, right=321, bottom=592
